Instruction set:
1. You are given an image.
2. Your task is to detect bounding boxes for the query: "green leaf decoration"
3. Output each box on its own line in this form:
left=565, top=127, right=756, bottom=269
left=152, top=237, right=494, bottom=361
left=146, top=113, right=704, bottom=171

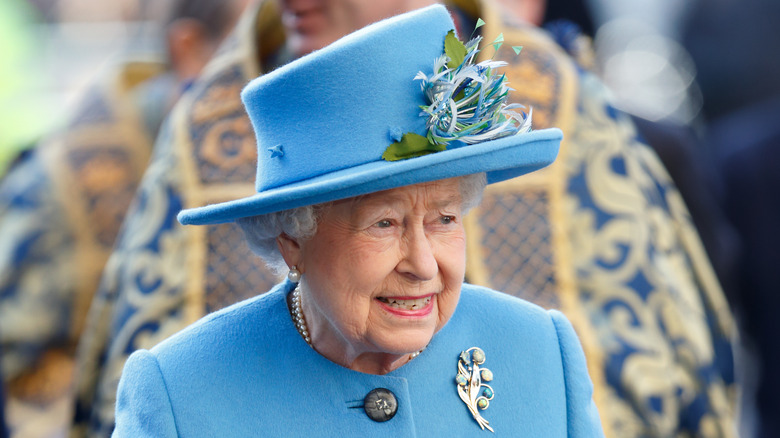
left=444, top=30, right=467, bottom=69
left=512, top=45, right=523, bottom=55
left=491, top=33, right=505, bottom=52
left=382, top=132, right=446, bottom=161
left=475, top=18, right=485, bottom=29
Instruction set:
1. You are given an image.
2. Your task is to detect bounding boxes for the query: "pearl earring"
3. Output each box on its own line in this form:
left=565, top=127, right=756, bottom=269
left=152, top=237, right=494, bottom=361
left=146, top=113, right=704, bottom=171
left=287, top=265, right=301, bottom=283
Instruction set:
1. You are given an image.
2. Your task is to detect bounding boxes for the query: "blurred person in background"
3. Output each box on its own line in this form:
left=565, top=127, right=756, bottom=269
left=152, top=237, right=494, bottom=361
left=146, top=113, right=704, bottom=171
left=541, top=2, right=743, bottom=424
left=541, top=0, right=742, bottom=396
left=532, top=0, right=741, bottom=308
left=683, top=0, right=780, bottom=437
left=74, top=0, right=736, bottom=436
left=477, top=0, right=737, bottom=435
left=506, top=0, right=738, bottom=435
left=0, top=0, right=245, bottom=436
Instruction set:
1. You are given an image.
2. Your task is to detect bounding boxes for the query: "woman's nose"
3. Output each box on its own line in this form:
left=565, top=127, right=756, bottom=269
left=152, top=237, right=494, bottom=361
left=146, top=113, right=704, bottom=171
left=396, top=227, right=438, bottom=281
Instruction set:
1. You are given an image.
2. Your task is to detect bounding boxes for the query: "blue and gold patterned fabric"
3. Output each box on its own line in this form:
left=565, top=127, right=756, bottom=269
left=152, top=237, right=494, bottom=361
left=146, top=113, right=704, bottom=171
left=0, top=59, right=169, bottom=435
left=72, top=0, right=737, bottom=437
left=462, top=6, right=736, bottom=436
left=71, top=4, right=284, bottom=436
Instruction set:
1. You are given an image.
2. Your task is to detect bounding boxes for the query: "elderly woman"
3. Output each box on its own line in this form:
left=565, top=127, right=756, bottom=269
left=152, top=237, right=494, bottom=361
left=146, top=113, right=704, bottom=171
left=113, top=5, right=604, bottom=437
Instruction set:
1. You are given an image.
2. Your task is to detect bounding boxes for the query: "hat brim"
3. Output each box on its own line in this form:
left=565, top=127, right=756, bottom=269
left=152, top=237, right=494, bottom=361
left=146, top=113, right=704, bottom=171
left=178, top=128, right=562, bottom=225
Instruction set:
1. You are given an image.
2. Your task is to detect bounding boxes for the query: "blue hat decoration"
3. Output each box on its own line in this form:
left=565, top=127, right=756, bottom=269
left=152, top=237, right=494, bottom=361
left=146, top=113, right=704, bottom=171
left=178, top=5, right=562, bottom=225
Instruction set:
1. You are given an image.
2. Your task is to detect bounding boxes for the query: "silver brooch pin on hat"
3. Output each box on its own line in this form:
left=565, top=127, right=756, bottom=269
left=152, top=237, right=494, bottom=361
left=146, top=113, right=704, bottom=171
left=456, top=347, right=495, bottom=432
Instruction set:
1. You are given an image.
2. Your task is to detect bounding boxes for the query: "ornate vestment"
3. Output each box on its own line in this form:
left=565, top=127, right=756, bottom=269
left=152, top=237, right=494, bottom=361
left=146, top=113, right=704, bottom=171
left=0, top=58, right=170, bottom=434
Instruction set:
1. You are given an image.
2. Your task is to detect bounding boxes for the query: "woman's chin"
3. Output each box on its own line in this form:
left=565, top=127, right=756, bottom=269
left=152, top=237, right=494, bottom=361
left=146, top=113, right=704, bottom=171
left=372, top=328, right=434, bottom=357
left=368, top=300, right=443, bottom=355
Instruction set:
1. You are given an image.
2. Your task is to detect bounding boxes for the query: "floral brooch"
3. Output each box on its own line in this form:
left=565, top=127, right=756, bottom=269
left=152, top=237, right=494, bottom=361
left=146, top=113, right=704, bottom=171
left=456, top=346, right=495, bottom=432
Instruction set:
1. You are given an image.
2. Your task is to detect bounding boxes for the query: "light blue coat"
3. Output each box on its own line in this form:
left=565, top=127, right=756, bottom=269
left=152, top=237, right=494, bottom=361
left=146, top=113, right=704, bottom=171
left=113, top=282, right=604, bottom=437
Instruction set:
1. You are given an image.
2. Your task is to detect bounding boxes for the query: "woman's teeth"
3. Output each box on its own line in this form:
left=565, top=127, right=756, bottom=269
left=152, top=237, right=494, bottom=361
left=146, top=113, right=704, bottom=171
left=377, top=296, right=432, bottom=310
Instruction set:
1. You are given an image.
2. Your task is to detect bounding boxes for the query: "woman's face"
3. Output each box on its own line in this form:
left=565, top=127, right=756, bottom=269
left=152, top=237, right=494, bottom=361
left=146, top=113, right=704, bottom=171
left=288, top=178, right=466, bottom=367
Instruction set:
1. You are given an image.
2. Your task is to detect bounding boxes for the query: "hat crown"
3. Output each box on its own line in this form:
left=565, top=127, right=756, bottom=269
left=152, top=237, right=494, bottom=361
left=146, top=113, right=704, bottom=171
left=241, top=5, right=454, bottom=192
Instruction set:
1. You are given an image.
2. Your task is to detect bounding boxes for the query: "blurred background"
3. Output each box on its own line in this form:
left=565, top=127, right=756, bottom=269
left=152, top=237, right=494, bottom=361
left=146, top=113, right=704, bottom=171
left=0, top=0, right=716, bottom=174
left=0, top=0, right=738, bottom=160
left=2, top=0, right=778, bottom=437
left=0, top=0, right=169, bottom=175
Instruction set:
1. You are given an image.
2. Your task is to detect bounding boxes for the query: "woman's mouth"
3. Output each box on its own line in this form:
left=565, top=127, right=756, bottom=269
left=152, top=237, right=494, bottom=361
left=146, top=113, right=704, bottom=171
left=376, top=296, right=432, bottom=310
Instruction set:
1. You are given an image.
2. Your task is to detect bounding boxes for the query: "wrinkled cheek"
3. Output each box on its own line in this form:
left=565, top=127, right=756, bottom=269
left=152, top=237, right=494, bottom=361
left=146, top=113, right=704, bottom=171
left=435, top=286, right=462, bottom=331
left=441, top=233, right=467, bottom=274
left=435, top=239, right=466, bottom=330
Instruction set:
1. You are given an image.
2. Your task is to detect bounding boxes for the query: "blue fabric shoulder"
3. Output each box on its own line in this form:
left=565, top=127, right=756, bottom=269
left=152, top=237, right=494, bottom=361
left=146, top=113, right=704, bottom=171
left=456, top=282, right=555, bottom=325
left=149, top=281, right=289, bottom=354
left=457, top=284, right=604, bottom=437
left=549, top=309, right=604, bottom=438
left=113, top=350, right=178, bottom=437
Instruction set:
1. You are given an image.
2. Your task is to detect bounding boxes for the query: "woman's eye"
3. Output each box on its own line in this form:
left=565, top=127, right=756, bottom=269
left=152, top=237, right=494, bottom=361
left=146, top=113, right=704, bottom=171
left=440, top=215, right=455, bottom=225
left=375, top=219, right=393, bottom=228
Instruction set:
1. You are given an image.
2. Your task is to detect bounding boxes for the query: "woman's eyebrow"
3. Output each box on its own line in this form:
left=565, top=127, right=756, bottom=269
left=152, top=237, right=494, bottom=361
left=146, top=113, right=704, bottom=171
left=352, top=188, right=461, bottom=211
left=431, top=194, right=462, bottom=209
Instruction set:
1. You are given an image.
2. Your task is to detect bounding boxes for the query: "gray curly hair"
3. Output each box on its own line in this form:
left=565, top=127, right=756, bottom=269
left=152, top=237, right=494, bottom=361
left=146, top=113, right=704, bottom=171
left=237, top=173, right=487, bottom=273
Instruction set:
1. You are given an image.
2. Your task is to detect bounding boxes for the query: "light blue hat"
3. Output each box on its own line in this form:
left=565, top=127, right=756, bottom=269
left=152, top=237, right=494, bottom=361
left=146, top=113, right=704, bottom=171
left=178, top=4, right=562, bottom=225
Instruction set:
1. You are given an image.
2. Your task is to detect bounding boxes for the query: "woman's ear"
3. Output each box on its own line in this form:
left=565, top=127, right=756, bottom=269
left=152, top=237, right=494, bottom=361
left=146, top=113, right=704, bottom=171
left=276, top=233, right=302, bottom=270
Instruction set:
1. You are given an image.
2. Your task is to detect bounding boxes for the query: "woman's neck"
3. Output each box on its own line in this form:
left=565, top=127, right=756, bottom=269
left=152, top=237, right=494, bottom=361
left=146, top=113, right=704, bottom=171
left=288, top=288, right=419, bottom=375
left=332, top=349, right=413, bottom=375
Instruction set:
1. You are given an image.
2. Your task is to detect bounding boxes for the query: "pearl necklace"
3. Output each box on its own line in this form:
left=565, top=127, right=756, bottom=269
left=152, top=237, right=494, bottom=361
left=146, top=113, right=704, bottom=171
left=291, top=286, right=311, bottom=346
left=290, top=286, right=423, bottom=359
